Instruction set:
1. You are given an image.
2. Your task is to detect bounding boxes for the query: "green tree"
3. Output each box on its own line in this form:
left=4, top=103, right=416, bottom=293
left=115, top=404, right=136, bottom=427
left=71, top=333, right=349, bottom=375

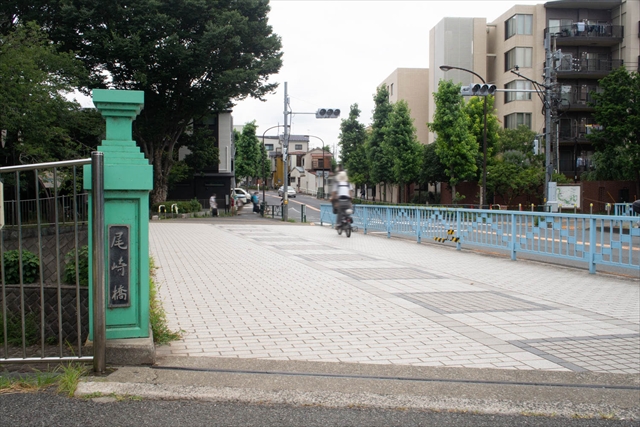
left=0, top=22, right=95, bottom=164
left=464, top=96, right=500, bottom=184
left=428, top=80, right=478, bottom=203
left=588, top=67, right=640, bottom=197
left=338, top=104, right=368, bottom=190
left=367, top=85, right=393, bottom=200
left=418, top=143, right=447, bottom=202
left=486, top=126, right=544, bottom=206
left=381, top=100, right=422, bottom=203
left=234, top=122, right=261, bottom=187
left=4, top=0, right=283, bottom=204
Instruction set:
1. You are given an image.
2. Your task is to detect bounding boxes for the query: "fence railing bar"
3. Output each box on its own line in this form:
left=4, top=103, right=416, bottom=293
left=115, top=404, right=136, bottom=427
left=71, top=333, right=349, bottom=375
left=35, top=168, right=46, bottom=358
left=1, top=220, right=6, bottom=358
left=15, top=170, right=28, bottom=358
left=0, top=158, right=91, bottom=173
left=1, top=356, right=93, bottom=364
left=72, top=166, right=82, bottom=358
left=52, top=167, right=64, bottom=357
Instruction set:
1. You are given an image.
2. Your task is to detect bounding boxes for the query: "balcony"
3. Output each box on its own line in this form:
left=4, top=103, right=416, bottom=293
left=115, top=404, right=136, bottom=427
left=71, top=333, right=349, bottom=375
left=558, top=120, right=601, bottom=142
left=556, top=58, right=624, bottom=79
left=545, top=24, right=623, bottom=47
left=556, top=85, right=600, bottom=112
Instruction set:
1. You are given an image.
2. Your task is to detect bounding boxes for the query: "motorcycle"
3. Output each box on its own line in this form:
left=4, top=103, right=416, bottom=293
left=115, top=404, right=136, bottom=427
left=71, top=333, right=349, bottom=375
left=336, top=208, right=353, bottom=238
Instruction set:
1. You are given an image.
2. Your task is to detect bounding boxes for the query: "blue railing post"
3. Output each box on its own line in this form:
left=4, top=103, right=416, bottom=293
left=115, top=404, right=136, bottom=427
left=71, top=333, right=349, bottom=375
left=363, top=205, right=368, bottom=235
left=416, top=207, right=421, bottom=243
left=386, top=207, right=392, bottom=239
left=510, top=212, right=517, bottom=261
left=455, top=210, right=462, bottom=251
left=588, top=217, right=597, bottom=274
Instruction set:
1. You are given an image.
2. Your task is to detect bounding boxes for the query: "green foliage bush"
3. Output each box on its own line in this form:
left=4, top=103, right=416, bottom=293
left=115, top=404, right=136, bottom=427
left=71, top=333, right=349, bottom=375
left=0, top=312, right=38, bottom=346
left=151, top=199, right=202, bottom=215
left=64, top=245, right=89, bottom=287
left=2, top=250, right=40, bottom=284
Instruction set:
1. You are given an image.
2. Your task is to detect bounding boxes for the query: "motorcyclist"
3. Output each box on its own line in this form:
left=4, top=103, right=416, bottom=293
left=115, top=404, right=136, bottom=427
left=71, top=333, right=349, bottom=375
left=330, top=170, right=353, bottom=228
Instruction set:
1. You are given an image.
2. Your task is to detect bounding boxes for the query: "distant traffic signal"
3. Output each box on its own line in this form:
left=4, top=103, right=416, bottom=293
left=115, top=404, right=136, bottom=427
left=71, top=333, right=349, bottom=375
left=315, top=108, right=341, bottom=119
left=461, top=84, right=496, bottom=96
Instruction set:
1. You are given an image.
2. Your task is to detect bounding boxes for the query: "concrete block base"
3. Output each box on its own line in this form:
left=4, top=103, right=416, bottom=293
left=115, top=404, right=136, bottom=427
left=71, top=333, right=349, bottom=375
left=85, top=333, right=156, bottom=366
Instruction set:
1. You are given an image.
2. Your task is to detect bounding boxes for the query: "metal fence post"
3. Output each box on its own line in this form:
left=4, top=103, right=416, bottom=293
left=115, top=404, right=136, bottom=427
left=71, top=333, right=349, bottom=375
left=588, top=217, right=597, bottom=274
left=91, top=152, right=106, bottom=373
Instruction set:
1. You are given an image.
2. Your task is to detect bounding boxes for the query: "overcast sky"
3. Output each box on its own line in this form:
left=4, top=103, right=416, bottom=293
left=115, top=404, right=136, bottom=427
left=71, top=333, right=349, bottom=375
left=230, top=0, right=547, bottom=156
left=74, top=1, right=548, bottom=154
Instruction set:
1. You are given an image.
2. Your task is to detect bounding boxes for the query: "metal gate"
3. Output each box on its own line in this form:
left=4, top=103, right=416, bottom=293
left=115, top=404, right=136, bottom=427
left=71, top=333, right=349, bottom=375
left=0, top=153, right=105, bottom=371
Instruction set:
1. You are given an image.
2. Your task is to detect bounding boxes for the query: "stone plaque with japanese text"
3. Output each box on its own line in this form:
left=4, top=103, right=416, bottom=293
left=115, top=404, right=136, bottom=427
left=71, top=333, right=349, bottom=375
left=108, top=225, right=130, bottom=308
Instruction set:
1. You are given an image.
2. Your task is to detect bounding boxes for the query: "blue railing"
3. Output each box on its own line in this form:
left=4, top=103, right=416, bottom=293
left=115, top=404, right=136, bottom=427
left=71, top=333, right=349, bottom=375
left=320, top=204, right=640, bottom=274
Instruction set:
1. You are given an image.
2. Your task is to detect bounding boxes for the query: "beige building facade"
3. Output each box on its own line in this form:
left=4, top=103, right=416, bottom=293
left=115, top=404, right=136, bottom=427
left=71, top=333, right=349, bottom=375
left=380, top=68, right=430, bottom=146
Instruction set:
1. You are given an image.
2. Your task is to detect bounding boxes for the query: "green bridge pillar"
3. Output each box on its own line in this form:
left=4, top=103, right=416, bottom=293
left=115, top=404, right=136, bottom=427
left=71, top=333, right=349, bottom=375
left=85, top=89, right=152, bottom=339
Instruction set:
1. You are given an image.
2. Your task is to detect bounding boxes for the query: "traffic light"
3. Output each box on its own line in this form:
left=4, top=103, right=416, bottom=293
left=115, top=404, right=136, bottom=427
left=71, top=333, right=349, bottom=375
left=315, top=108, right=341, bottom=119
left=460, top=84, right=496, bottom=96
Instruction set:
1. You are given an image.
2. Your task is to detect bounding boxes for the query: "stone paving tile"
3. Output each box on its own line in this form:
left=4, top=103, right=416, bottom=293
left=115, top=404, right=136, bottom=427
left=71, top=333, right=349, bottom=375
left=149, top=223, right=639, bottom=374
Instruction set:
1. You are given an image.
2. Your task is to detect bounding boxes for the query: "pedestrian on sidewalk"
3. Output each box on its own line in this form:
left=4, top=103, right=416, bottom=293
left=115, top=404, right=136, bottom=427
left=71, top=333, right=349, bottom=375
left=251, top=192, right=260, bottom=213
left=209, top=193, right=218, bottom=217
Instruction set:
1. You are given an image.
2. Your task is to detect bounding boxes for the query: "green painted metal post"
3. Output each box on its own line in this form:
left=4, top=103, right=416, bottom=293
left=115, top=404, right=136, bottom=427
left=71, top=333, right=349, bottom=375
left=85, top=89, right=152, bottom=339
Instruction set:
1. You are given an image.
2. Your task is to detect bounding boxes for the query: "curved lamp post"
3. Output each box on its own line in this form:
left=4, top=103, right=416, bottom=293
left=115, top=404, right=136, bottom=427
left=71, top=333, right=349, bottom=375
left=306, top=135, right=326, bottom=198
left=440, top=65, right=488, bottom=208
left=261, top=125, right=287, bottom=206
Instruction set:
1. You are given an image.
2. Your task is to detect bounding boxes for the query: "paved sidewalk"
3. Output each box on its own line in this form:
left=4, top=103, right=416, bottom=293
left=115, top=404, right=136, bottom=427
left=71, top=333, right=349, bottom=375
left=148, top=219, right=639, bottom=374
left=76, top=218, right=640, bottom=418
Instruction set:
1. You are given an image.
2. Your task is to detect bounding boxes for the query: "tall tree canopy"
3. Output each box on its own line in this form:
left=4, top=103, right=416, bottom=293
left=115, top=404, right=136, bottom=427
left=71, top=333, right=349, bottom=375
left=464, top=95, right=500, bottom=184
left=428, top=80, right=478, bottom=202
left=588, top=66, right=640, bottom=197
left=381, top=100, right=422, bottom=203
left=367, top=85, right=393, bottom=199
left=234, top=122, right=261, bottom=187
left=0, top=22, right=101, bottom=165
left=2, top=0, right=283, bottom=203
left=338, top=104, right=367, bottom=189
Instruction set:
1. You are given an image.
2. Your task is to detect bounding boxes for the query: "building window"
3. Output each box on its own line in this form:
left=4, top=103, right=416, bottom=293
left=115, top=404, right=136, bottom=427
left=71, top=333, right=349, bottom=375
left=265, top=144, right=274, bottom=151
left=504, top=80, right=532, bottom=103
left=390, top=83, right=394, bottom=96
left=505, top=47, right=532, bottom=71
left=294, top=144, right=303, bottom=151
left=506, top=14, right=533, bottom=39
left=504, top=113, right=532, bottom=129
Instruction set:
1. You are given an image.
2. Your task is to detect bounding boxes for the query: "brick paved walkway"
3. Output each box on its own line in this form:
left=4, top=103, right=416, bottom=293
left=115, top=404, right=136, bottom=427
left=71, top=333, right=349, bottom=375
left=149, top=222, right=639, bottom=374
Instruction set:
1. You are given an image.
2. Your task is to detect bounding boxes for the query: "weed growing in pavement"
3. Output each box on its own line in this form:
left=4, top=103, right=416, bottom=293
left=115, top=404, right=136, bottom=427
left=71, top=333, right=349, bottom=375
left=57, top=362, right=89, bottom=397
left=149, top=257, right=182, bottom=344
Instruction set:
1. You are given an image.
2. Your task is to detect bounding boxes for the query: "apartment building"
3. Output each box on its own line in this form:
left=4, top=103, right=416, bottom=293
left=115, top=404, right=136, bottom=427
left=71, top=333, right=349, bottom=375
left=423, top=0, right=638, bottom=179
left=380, top=68, right=430, bottom=146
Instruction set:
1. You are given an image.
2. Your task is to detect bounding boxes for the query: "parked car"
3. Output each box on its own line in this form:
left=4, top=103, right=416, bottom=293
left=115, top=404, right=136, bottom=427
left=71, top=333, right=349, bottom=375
left=277, top=186, right=296, bottom=198
left=233, top=188, right=251, bottom=204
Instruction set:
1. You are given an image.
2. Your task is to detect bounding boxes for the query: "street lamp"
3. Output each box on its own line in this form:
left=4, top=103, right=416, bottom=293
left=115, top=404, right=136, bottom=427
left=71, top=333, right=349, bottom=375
left=306, top=135, right=326, bottom=198
left=440, top=65, right=489, bottom=208
left=262, top=124, right=288, bottom=209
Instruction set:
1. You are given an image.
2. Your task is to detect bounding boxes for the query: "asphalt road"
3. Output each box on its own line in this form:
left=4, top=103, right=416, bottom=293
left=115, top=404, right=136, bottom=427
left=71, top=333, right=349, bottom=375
left=1, top=390, right=637, bottom=427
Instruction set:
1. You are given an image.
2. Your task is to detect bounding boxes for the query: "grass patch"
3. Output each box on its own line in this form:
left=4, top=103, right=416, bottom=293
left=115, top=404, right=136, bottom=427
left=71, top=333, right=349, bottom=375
left=0, top=363, right=87, bottom=396
left=149, top=257, right=182, bottom=344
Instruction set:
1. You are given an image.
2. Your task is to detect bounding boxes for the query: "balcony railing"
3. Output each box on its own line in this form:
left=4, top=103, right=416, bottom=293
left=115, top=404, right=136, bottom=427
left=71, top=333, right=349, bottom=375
left=557, top=58, right=623, bottom=73
left=546, top=24, right=623, bottom=43
left=557, top=85, right=601, bottom=110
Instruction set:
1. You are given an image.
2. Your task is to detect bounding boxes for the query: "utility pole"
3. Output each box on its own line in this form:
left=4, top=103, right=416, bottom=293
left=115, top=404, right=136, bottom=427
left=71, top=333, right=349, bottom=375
left=544, top=33, right=553, bottom=203
left=282, top=82, right=290, bottom=221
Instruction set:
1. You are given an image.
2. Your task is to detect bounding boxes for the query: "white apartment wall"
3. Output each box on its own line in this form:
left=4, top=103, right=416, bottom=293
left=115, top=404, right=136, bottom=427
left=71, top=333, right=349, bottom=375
left=218, top=112, right=234, bottom=174
left=613, top=0, right=640, bottom=71
left=428, top=17, right=486, bottom=143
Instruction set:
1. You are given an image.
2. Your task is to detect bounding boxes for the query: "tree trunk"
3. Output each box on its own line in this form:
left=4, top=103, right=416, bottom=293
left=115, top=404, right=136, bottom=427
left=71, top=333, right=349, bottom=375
left=451, top=183, right=456, bottom=205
